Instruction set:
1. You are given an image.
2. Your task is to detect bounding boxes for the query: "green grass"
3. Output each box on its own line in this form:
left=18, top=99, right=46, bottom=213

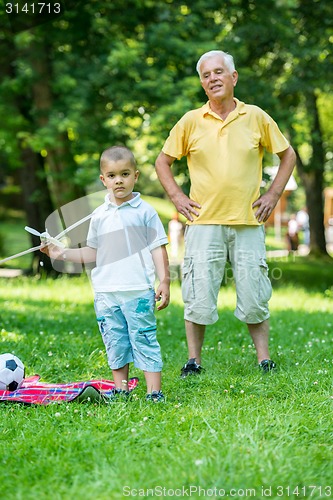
left=142, top=195, right=183, bottom=227
left=0, top=270, right=332, bottom=499
left=0, top=210, right=30, bottom=269
left=267, top=254, right=333, bottom=292
left=265, top=227, right=288, bottom=251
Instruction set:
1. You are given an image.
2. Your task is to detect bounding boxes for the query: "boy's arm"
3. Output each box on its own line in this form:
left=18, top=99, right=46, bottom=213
left=151, top=245, right=170, bottom=311
left=41, top=244, right=96, bottom=263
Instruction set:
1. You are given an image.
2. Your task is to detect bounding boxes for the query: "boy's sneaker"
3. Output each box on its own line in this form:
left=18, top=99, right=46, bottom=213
left=146, top=390, right=165, bottom=403
left=259, top=359, right=277, bottom=373
left=105, top=388, right=131, bottom=402
left=180, top=358, right=204, bottom=378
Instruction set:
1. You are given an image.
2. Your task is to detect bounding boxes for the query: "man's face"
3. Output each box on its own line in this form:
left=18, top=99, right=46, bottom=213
left=199, top=55, right=238, bottom=102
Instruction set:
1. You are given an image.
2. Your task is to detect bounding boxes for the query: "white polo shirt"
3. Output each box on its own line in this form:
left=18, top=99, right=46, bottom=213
left=87, top=193, right=168, bottom=292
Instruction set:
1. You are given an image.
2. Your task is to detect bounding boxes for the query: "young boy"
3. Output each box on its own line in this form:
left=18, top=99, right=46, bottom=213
left=42, top=146, right=170, bottom=402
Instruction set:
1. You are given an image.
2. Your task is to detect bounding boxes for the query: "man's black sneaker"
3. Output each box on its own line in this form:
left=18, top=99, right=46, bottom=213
left=146, top=390, right=165, bottom=403
left=180, top=358, right=204, bottom=378
left=259, top=359, right=277, bottom=373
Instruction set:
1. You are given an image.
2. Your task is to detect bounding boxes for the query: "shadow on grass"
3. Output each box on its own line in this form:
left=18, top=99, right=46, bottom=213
left=222, top=256, right=333, bottom=292
left=267, top=255, right=333, bottom=292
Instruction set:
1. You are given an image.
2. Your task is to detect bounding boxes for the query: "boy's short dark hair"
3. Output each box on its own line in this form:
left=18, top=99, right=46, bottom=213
left=100, top=146, right=136, bottom=171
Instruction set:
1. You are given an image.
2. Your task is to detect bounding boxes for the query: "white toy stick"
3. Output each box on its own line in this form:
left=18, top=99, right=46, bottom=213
left=0, top=245, right=43, bottom=265
left=53, top=213, right=93, bottom=240
left=0, top=213, right=93, bottom=266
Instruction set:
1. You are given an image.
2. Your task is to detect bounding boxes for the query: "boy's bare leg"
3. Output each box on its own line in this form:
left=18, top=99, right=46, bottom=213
left=185, top=320, right=206, bottom=364
left=247, top=320, right=270, bottom=363
left=112, top=364, right=129, bottom=391
left=143, top=371, right=161, bottom=393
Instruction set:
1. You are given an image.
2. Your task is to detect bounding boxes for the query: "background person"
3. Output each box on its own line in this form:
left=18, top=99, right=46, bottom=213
left=296, top=207, right=310, bottom=247
left=155, top=50, right=296, bottom=376
left=286, top=213, right=299, bottom=252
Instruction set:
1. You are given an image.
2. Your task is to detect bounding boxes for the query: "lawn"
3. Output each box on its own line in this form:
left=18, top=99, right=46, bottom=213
left=0, top=210, right=31, bottom=269
left=0, top=262, right=332, bottom=499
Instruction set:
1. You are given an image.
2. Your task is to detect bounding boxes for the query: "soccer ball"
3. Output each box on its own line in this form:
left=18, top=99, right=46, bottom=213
left=0, top=353, right=25, bottom=391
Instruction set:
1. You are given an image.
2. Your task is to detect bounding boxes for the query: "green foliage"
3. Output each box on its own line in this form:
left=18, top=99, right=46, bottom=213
left=0, top=276, right=332, bottom=498
left=0, top=232, right=4, bottom=255
left=0, top=0, right=332, bottom=258
left=1, top=0, right=331, bottom=191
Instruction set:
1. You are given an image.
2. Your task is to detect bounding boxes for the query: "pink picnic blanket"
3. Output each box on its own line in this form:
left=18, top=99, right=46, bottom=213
left=0, top=375, right=139, bottom=405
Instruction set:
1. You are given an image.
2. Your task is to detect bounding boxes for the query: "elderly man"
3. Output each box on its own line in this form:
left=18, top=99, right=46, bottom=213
left=155, top=50, right=296, bottom=377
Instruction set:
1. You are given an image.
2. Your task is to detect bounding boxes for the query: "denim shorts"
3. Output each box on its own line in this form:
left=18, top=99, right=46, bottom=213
left=182, top=225, right=272, bottom=325
left=94, top=289, right=163, bottom=372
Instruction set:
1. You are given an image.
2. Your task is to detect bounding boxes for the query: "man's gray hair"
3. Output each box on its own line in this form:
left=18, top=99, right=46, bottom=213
left=196, top=50, right=236, bottom=77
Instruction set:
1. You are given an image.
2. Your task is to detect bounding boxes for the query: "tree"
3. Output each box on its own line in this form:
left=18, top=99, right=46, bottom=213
left=283, top=2, right=333, bottom=256
left=0, top=0, right=332, bottom=274
left=0, top=22, right=55, bottom=272
left=219, top=0, right=333, bottom=256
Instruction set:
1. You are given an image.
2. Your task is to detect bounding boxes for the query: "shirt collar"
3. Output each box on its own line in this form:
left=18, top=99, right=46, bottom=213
left=104, top=191, right=142, bottom=210
left=202, top=98, right=246, bottom=117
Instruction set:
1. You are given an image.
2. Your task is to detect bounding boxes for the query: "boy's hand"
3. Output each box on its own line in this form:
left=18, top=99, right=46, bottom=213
left=40, top=243, right=65, bottom=260
left=155, top=282, right=170, bottom=310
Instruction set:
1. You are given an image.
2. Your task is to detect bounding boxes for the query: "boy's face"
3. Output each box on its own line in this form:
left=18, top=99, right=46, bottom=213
left=100, top=159, right=139, bottom=205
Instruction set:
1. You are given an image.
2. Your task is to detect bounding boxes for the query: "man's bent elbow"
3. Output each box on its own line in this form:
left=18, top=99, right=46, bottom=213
left=155, top=152, right=175, bottom=171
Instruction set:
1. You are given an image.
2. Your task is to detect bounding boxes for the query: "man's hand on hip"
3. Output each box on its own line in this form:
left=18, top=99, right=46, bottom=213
left=172, top=192, right=201, bottom=222
left=252, top=191, right=279, bottom=223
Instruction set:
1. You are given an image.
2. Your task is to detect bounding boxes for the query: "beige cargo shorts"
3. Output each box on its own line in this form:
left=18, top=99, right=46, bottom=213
left=182, top=224, right=272, bottom=325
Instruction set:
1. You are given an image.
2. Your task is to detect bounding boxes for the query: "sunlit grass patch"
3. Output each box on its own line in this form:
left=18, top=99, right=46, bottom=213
left=0, top=273, right=332, bottom=499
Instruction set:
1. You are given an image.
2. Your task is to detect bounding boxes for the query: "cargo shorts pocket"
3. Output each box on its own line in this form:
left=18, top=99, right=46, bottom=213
left=94, top=295, right=108, bottom=334
left=137, top=326, right=157, bottom=345
left=259, top=259, right=272, bottom=304
left=182, top=257, right=195, bottom=303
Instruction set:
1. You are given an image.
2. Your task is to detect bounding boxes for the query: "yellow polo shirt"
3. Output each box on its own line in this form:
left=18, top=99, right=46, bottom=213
left=162, top=99, right=290, bottom=225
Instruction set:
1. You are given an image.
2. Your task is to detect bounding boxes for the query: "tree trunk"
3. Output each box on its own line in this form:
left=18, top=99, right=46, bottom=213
left=300, top=169, right=327, bottom=256
left=7, top=38, right=85, bottom=275
left=294, top=91, right=329, bottom=257
left=18, top=146, right=56, bottom=274
left=1, top=36, right=57, bottom=274
left=30, top=41, right=85, bottom=207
